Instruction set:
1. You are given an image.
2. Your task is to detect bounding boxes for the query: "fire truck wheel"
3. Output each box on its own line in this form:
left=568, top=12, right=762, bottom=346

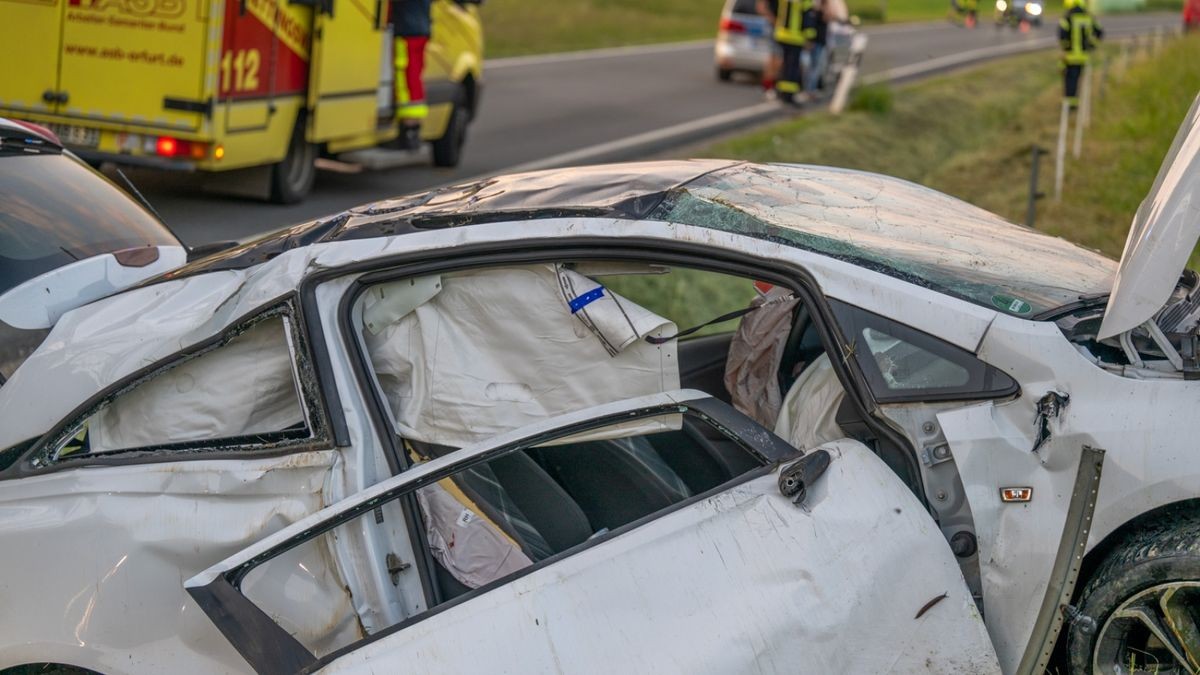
left=432, top=102, right=468, bottom=168
left=269, top=120, right=317, bottom=204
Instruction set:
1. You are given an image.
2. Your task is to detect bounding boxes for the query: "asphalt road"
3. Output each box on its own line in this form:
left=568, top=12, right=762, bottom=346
left=146, top=13, right=1178, bottom=246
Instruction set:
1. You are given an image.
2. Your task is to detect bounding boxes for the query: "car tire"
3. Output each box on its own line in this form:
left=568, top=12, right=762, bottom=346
left=269, top=117, right=317, bottom=204
left=1067, top=511, right=1200, bottom=674
left=717, top=67, right=733, bottom=82
left=432, top=101, right=468, bottom=168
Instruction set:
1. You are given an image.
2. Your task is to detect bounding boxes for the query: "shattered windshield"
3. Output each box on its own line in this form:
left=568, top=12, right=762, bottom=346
left=653, top=163, right=1116, bottom=317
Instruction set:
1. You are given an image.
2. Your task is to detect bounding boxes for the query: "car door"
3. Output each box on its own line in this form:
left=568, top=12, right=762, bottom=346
left=187, top=391, right=1001, bottom=675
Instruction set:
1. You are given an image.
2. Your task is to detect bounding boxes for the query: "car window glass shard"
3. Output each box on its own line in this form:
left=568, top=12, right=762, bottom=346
left=48, top=314, right=308, bottom=461
left=359, top=264, right=680, bottom=448
left=654, top=163, right=1116, bottom=317
left=829, top=300, right=1018, bottom=402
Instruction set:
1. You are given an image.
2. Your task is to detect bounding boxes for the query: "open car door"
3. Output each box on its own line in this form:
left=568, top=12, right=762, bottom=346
left=186, top=390, right=999, bottom=674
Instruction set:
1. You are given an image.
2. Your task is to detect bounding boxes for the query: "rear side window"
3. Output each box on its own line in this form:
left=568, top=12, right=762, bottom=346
left=0, top=150, right=178, bottom=296
left=732, top=0, right=760, bottom=13
left=31, top=312, right=317, bottom=467
left=830, top=300, right=1018, bottom=403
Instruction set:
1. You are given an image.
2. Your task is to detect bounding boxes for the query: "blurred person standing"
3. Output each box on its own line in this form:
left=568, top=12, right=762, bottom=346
left=757, top=1, right=781, bottom=96
left=759, top=0, right=812, bottom=104
left=802, top=0, right=830, bottom=94
left=392, top=0, right=433, bottom=150
left=1058, top=0, right=1103, bottom=107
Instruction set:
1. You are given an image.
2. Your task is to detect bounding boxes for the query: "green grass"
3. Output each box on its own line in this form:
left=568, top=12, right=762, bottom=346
left=603, top=268, right=760, bottom=337
left=699, top=35, right=1200, bottom=264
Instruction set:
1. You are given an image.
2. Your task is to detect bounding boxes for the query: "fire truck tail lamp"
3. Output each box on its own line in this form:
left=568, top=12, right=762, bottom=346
left=153, top=136, right=210, bottom=160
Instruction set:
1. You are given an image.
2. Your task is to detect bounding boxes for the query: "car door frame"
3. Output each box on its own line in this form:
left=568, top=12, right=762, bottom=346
left=298, top=237, right=930, bottom=612
left=184, top=390, right=803, bottom=675
left=294, top=229, right=1108, bottom=671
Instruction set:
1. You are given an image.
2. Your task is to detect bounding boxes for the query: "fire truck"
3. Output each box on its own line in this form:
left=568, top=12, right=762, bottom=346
left=0, top=0, right=483, bottom=202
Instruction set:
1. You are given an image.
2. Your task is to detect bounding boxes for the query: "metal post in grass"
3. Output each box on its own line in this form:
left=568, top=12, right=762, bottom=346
left=1154, top=26, right=1164, bottom=55
left=1055, top=100, right=1070, bottom=201
left=830, top=33, right=869, bottom=115
left=1026, top=146, right=1045, bottom=227
left=1098, top=54, right=1109, bottom=102
left=1073, top=65, right=1092, bottom=158
left=1117, top=40, right=1130, bottom=75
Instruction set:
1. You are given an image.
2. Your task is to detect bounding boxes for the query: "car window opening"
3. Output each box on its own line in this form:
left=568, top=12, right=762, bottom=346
left=34, top=313, right=314, bottom=467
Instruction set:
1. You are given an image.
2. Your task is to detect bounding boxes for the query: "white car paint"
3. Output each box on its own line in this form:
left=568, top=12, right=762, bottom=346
left=1100, top=93, right=1200, bottom=340
left=0, top=450, right=348, bottom=673
left=0, top=218, right=998, bottom=453
left=188, top=393, right=1000, bottom=674
left=0, top=246, right=187, bottom=330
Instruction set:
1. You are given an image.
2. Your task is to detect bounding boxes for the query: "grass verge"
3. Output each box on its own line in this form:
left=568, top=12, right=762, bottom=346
left=699, top=35, right=1200, bottom=264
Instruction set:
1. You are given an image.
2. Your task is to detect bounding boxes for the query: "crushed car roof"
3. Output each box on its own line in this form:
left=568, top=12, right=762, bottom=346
left=161, top=160, right=1115, bottom=317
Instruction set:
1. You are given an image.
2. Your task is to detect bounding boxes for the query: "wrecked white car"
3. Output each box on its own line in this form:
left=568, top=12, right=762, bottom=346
left=3, top=96, right=1200, bottom=674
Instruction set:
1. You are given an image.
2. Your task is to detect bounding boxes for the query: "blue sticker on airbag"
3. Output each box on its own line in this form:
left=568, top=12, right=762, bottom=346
left=569, top=287, right=605, bottom=314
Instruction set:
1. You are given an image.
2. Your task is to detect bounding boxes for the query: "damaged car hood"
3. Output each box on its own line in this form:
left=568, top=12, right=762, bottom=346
left=1099, top=93, right=1200, bottom=340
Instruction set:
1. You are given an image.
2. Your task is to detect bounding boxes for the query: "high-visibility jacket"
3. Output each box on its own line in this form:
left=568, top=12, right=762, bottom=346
left=774, top=0, right=811, bottom=46
left=1059, top=6, right=1103, bottom=65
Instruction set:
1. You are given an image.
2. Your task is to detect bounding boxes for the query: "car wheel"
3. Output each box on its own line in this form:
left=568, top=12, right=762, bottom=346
left=717, top=67, right=733, bottom=81
left=1068, top=513, right=1200, bottom=674
left=269, top=117, right=317, bottom=204
left=432, top=101, right=468, bottom=168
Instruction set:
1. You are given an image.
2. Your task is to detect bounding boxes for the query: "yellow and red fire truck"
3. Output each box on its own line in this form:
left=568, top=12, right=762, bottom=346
left=0, top=0, right=483, bottom=202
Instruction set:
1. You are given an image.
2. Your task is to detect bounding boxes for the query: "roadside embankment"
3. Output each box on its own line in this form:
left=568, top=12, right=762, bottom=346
left=698, top=34, right=1200, bottom=263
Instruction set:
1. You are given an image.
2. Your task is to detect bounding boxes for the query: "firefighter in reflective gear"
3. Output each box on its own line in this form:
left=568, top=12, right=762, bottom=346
left=391, top=0, right=433, bottom=150
left=765, top=0, right=816, bottom=104
left=1059, top=0, right=1103, bottom=107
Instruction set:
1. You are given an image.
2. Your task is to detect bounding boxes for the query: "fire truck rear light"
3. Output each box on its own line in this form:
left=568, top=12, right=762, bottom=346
left=154, top=137, right=208, bottom=160
left=214, top=144, right=225, bottom=160
left=155, top=136, right=179, bottom=157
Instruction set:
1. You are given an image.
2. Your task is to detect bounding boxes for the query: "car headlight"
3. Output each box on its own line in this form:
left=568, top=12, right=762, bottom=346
left=1027, top=2, right=1042, bottom=14
left=996, top=0, right=1007, bottom=9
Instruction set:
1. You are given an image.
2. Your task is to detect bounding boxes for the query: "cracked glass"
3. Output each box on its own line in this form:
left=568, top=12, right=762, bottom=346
left=654, top=164, right=1117, bottom=317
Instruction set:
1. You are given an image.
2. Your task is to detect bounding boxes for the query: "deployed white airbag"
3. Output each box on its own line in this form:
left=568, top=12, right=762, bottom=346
left=87, top=317, right=305, bottom=454
left=363, top=265, right=680, bottom=447
left=774, top=354, right=846, bottom=453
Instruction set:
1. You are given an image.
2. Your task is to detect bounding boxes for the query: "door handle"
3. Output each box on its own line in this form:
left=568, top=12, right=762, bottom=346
left=42, top=90, right=56, bottom=104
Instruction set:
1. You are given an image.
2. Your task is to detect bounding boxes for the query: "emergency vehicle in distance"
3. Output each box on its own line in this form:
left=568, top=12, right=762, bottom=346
left=0, top=0, right=483, bottom=202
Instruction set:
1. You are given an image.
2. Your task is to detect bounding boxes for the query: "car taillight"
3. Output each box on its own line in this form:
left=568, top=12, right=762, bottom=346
left=719, top=17, right=747, bottom=33
left=154, top=136, right=208, bottom=160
